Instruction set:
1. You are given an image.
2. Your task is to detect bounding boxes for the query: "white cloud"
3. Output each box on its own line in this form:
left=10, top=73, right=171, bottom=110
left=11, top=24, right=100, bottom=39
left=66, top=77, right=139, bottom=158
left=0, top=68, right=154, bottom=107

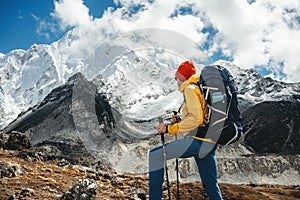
left=52, top=0, right=93, bottom=30
left=50, top=0, right=300, bottom=82
left=193, top=0, right=300, bottom=82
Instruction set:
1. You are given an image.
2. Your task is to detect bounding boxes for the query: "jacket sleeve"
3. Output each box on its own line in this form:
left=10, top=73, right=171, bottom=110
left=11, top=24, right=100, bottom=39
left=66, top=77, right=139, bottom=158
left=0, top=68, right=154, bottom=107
left=167, top=85, right=204, bottom=134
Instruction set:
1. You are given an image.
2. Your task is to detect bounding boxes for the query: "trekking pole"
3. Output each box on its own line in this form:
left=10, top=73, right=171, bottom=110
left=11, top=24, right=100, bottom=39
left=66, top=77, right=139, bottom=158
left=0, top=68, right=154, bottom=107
left=175, top=134, right=180, bottom=199
left=173, top=111, right=180, bottom=200
left=158, top=116, right=171, bottom=200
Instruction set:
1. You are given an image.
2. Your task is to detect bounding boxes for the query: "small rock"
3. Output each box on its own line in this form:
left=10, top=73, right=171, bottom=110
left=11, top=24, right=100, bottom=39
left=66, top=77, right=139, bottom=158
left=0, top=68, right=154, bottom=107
left=57, top=159, right=71, bottom=167
left=7, top=195, right=16, bottom=200
left=20, top=188, right=35, bottom=197
left=77, top=166, right=99, bottom=180
left=0, top=161, right=27, bottom=178
left=130, top=188, right=147, bottom=200
left=60, top=178, right=98, bottom=200
left=6, top=131, right=31, bottom=150
left=102, top=173, right=119, bottom=186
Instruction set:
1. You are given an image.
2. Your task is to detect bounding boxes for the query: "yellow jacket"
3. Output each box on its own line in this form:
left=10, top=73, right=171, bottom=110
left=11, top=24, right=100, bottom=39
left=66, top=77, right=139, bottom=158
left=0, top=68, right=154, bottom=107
left=167, top=74, right=208, bottom=134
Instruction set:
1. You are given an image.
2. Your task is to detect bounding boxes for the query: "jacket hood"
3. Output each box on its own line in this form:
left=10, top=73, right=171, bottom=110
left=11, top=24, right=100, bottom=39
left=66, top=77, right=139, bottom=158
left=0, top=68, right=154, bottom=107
left=187, top=74, right=200, bottom=84
left=179, top=74, right=200, bottom=92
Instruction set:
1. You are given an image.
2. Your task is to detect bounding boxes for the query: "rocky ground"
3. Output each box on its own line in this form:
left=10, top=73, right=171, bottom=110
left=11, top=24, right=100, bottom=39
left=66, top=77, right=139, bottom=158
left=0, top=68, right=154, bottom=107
left=1, top=148, right=300, bottom=200
left=0, top=133, right=299, bottom=199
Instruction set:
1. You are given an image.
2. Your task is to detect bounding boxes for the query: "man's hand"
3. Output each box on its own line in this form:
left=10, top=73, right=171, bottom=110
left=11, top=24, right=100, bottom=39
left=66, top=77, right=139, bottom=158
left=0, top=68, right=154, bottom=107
left=172, top=114, right=181, bottom=124
left=157, top=123, right=167, bottom=134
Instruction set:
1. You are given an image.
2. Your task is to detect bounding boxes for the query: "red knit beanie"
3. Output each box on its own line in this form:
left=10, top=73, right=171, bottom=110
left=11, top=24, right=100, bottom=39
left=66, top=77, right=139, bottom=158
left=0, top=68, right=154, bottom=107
left=175, top=61, right=196, bottom=80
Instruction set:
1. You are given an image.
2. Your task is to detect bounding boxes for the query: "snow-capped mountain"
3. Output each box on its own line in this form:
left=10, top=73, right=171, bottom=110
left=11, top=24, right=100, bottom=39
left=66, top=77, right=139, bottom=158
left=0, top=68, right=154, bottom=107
left=1, top=27, right=299, bottom=128
left=0, top=29, right=184, bottom=128
left=214, top=60, right=300, bottom=111
left=0, top=45, right=64, bottom=127
left=1, top=28, right=300, bottom=185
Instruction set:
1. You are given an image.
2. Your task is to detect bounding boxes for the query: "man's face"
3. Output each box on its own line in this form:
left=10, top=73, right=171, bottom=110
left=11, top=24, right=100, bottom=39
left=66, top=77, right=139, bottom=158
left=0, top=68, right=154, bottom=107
left=176, top=78, right=184, bottom=88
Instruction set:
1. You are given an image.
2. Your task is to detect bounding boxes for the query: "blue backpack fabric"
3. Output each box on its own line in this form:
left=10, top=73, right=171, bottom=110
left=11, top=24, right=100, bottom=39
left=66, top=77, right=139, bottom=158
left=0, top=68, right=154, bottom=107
left=197, top=65, right=243, bottom=145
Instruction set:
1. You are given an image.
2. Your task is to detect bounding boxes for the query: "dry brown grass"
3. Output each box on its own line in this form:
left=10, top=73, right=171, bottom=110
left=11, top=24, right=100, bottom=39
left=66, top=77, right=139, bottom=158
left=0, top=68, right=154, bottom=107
left=0, top=149, right=299, bottom=200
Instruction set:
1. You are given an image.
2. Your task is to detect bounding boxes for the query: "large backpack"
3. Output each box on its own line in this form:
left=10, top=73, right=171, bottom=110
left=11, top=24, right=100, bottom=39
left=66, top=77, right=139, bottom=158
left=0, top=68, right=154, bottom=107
left=197, top=65, right=243, bottom=145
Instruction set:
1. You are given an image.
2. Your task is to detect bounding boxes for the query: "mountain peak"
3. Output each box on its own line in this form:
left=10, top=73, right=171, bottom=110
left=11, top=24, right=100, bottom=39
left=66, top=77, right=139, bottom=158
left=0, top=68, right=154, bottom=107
left=3, top=72, right=117, bottom=166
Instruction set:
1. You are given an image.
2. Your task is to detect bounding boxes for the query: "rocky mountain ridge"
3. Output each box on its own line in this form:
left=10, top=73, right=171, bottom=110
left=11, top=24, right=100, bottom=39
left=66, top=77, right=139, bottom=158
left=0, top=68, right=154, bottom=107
left=3, top=72, right=116, bottom=167
left=243, top=100, right=300, bottom=154
left=1, top=30, right=300, bottom=129
left=214, top=60, right=300, bottom=111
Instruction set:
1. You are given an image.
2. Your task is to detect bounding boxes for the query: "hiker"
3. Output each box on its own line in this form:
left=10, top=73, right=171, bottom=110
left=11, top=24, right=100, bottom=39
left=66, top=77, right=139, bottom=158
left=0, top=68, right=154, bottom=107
left=149, top=61, right=223, bottom=200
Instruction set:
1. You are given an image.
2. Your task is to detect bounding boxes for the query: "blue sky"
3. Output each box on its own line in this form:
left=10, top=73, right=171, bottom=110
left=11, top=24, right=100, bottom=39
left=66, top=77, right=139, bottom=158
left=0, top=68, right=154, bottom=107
left=0, top=0, right=116, bottom=53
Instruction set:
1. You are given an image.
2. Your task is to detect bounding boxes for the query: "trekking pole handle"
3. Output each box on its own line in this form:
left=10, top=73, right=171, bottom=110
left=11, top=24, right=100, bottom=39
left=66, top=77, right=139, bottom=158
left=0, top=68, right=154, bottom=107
left=173, top=111, right=181, bottom=123
left=158, top=116, right=163, bottom=124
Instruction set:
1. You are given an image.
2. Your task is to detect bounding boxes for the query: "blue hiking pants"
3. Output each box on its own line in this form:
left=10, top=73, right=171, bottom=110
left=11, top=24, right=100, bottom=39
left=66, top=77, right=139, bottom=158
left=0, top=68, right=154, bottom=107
left=149, top=137, right=222, bottom=200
